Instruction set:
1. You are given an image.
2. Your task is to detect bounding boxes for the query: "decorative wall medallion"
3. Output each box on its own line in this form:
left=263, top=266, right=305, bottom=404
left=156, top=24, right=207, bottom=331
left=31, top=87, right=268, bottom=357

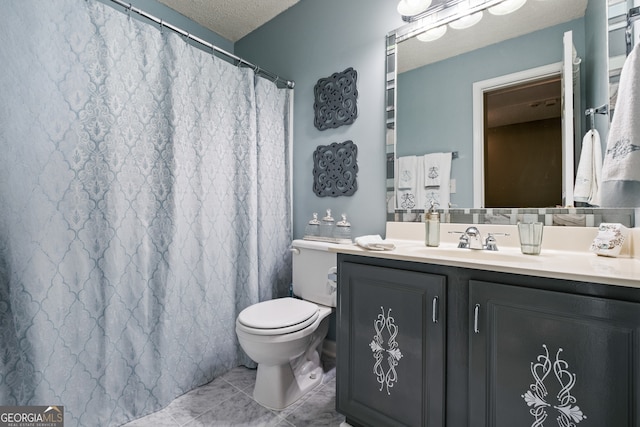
left=312, top=140, right=358, bottom=197
left=369, top=306, right=403, bottom=395
left=522, top=344, right=587, bottom=426
left=313, top=67, right=358, bottom=130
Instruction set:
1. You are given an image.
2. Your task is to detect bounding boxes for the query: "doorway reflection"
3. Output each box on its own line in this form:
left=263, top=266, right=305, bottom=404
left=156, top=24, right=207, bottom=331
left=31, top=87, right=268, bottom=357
left=483, top=76, right=562, bottom=207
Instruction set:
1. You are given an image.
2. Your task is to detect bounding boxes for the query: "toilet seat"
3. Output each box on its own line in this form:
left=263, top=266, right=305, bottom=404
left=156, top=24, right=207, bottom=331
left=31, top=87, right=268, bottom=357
left=237, top=297, right=319, bottom=336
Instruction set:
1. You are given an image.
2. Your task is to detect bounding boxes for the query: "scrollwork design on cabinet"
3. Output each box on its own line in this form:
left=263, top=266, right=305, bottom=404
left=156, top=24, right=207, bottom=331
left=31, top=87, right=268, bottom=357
left=369, top=306, right=403, bottom=395
left=522, top=344, right=587, bottom=427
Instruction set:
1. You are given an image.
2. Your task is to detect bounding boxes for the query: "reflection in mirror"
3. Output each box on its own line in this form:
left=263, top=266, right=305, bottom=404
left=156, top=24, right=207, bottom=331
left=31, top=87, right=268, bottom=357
left=608, top=0, right=640, bottom=116
left=385, top=0, right=636, bottom=227
left=482, top=74, right=562, bottom=208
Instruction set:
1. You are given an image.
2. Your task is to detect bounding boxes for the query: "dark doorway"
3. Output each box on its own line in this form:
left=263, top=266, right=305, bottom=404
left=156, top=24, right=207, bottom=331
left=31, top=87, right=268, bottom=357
left=483, top=75, right=562, bottom=208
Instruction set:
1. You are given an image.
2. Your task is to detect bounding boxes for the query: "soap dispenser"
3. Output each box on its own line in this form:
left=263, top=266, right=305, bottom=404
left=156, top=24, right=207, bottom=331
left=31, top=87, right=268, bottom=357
left=425, top=201, right=440, bottom=247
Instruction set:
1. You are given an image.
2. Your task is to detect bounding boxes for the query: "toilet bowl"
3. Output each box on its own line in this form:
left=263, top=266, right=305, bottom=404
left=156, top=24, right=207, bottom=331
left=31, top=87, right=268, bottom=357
left=235, top=240, right=337, bottom=410
left=236, top=298, right=332, bottom=409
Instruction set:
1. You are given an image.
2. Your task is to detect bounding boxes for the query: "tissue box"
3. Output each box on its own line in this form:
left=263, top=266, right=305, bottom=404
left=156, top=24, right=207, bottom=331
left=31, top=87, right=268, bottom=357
left=590, top=223, right=629, bottom=257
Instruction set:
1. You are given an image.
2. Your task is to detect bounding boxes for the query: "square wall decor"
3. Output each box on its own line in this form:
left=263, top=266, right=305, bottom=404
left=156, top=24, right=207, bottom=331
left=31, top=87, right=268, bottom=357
left=312, top=140, right=358, bottom=197
left=313, top=67, right=358, bottom=131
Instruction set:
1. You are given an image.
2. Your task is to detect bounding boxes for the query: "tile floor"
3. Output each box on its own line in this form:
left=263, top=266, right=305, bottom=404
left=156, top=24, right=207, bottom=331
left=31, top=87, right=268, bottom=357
left=122, top=359, right=345, bottom=427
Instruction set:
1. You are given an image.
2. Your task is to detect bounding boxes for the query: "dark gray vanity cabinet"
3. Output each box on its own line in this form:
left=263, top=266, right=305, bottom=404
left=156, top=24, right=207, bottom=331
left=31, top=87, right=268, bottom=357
left=469, top=280, right=640, bottom=427
left=336, top=253, right=640, bottom=427
left=336, top=260, right=447, bottom=427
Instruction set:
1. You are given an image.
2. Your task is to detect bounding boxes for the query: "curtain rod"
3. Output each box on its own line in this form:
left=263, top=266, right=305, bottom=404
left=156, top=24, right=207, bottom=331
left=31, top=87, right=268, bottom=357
left=108, top=0, right=294, bottom=89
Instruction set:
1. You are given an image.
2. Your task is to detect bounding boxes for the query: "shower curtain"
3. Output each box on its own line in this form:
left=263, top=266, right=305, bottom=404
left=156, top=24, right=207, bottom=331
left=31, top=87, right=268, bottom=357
left=0, top=1, right=292, bottom=426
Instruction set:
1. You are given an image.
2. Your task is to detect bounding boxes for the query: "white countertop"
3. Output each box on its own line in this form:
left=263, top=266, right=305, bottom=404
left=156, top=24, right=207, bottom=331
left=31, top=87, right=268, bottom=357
left=329, top=222, right=640, bottom=289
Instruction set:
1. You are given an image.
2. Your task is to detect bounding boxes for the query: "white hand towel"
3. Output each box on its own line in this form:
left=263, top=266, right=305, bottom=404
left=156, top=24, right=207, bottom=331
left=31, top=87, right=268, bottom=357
left=397, top=155, right=417, bottom=189
left=574, top=129, right=602, bottom=205
left=354, top=235, right=396, bottom=251
left=421, top=152, right=452, bottom=210
left=396, top=155, right=419, bottom=209
left=414, top=155, right=426, bottom=210
left=423, top=153, right=452, bottom=187
left=601, top=42, right=640, bottom=183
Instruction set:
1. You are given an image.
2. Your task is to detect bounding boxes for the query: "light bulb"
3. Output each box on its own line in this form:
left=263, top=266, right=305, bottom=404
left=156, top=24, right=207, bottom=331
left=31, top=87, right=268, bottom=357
left=416, top=25, right=447, bottom=42
left=449, top=11, right=483, bottom=30
left=488, top=0, right=527, bottom=15
left=397, top=0, right=432, bottom=16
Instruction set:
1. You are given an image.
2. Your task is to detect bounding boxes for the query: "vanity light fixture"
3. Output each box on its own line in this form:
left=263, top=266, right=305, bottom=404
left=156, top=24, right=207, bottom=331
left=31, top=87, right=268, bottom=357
left=488, top=0, right=527, bottom=15
left=400, top=0, right=525, bottom=23
left=449, top=11, right=484, bottom=29
left=397, top=0, right=432, bottom=17
left=416, top=25, right=447, bottom=42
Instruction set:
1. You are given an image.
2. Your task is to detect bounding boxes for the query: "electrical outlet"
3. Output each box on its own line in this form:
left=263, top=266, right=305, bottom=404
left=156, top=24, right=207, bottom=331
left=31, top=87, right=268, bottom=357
left=450, top=179, right=456, bottom=194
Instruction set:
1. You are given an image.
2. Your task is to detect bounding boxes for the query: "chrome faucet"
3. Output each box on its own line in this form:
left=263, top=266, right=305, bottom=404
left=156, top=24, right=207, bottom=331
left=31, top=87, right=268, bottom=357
left=463, top=226, right=483, bottom=250
left=484, top=233, right=501, bottom=251
left=451, top=227, right=509, bottom=251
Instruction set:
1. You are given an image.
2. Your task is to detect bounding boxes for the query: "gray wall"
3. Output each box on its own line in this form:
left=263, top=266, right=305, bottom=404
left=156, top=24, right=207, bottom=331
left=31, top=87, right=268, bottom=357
left=236, top=0, right=404, bottom=239
left=397, top=19, right=586, bottom=208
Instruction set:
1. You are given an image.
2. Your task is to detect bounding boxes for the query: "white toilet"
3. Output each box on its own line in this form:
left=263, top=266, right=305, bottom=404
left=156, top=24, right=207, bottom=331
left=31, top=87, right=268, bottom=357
left=235, top=239, right=337, bottom=410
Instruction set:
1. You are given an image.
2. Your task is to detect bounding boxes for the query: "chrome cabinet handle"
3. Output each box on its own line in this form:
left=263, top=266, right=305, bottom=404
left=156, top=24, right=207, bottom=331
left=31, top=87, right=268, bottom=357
left=473, top=304, right=480, bottom=333
left=432, top=296, right=439, bottom=323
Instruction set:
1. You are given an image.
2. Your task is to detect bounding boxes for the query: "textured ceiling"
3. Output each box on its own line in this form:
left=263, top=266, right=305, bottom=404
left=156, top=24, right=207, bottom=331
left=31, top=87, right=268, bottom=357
left=398, top=0, right=589, bottom=74
left=157, top=0, right=299, bottom=42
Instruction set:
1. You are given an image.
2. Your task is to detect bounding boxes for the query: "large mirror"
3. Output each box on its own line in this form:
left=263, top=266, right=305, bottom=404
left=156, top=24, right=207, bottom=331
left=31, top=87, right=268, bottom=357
left=386, top=0, right=637, bottom=225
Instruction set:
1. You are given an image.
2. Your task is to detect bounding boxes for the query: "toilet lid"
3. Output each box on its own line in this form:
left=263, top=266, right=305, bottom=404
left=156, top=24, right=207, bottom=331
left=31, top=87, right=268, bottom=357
left=238, top=297, right=319, bottom=330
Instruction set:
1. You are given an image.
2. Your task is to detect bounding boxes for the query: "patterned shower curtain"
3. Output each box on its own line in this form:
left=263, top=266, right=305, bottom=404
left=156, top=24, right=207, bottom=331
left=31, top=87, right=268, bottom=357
left=0, top=1, right=292, bottom=426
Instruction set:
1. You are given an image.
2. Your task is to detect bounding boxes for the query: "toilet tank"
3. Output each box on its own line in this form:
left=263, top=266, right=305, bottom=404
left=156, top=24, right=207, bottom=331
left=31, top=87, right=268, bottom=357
left=291, top=239, right=337, bottom=307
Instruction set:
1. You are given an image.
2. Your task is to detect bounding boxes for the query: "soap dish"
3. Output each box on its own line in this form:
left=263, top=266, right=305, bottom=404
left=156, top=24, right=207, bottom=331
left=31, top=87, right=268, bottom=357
left=590, top=223, right=629, bottom=257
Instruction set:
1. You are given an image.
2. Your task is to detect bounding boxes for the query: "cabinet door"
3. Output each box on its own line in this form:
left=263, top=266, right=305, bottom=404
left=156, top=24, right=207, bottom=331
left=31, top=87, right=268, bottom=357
left=470, top=280, right=640, bottom=427
left=337, top=262, right=446, bottom=427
